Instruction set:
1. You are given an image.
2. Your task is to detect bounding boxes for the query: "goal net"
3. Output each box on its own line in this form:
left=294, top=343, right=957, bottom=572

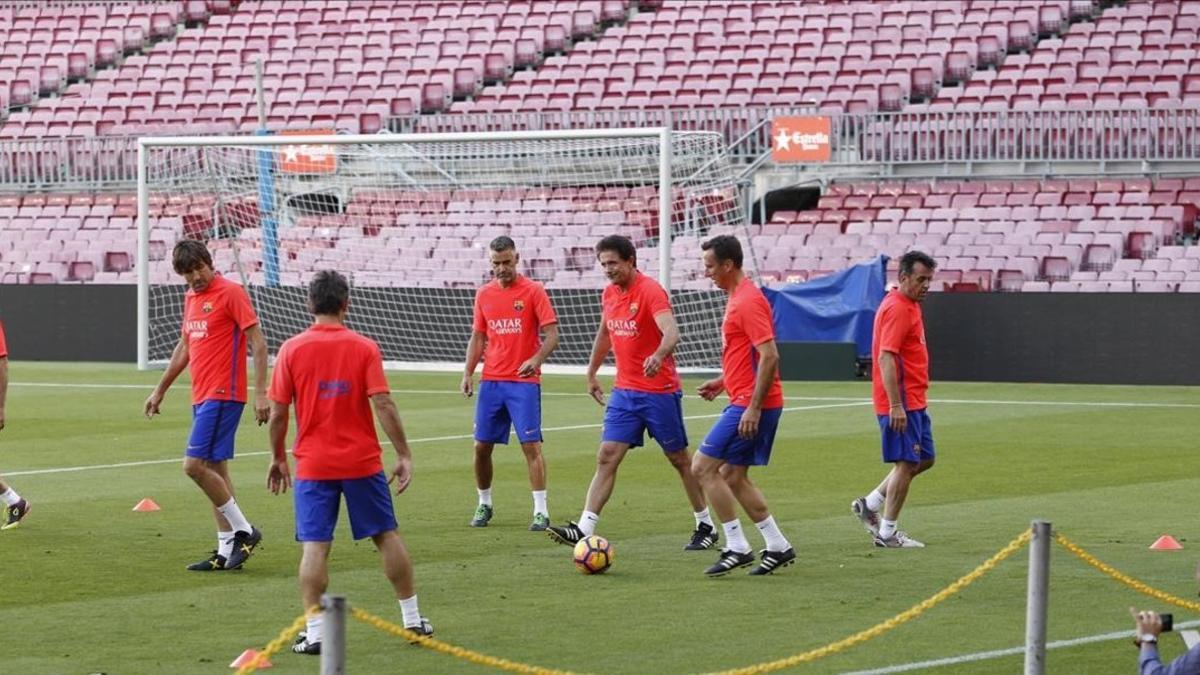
left=137, top=129, right=755, bottom=372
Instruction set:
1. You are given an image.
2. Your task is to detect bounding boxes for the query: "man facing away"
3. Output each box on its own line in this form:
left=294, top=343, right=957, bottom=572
left=267, top=270, right=432, bottom=656
left=691, top=235, right=795, bottom=576
left=461, top=236, right=560, bottom=530
left=851, top=250, right=937, bottom=549
left=547, top=234, right=718, bottom=552
left=0, top=318, right=30, bottom=530
left=144, top=240, right=267, bottom=570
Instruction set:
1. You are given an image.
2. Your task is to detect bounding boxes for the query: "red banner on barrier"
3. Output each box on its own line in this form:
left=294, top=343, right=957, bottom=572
left=771, top=116, right=832, bottom=163
left=277, top=129, right=337, bottom=174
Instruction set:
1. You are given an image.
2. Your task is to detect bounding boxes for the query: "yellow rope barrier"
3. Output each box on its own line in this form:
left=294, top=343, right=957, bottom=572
left=237, top=530, right=1035, bottom=674
left=235, top=611, right=308, bottom=675
left=350, top=606, right=585, bottom=674
left=705, top=528, right=1034, bottom=675
left=1054, top=533, right=1200, bottom=613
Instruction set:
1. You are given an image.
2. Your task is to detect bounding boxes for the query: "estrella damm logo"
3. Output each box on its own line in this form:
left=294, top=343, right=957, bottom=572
left=513, top=299, right=525, bottom=311
left=202, top=301, right=214, bottom=313
left=629, top=302, right=639, bottom=316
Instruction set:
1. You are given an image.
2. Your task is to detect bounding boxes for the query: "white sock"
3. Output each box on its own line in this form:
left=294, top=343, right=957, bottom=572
left=532, top=490, right=547, bottom=516
left=399, top=595, right=421, bottom=627
left=305, top=612, right=324, bottom=644
left=0, top=488, right=21, bottom=506
left=477, top=488, right=492, bottom=507
left=694, top=507, right=714, bottom=528
left=217, top=530, right=235, bottom=559
left=578, top=510, right=599, bottom=536
left=721, top=519, right=752, bottom=553
left=865, top=489, right=885, bottom=512
left=754, top=515, right=791, bottom=552
left=217, top=498, right=252, bottom=534
left=880, top=518, right=897, bottom=539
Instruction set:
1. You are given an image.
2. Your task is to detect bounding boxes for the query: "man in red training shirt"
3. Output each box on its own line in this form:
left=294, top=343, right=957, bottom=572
left=547, top=235, right=717, bottom=552
left=851, top=251, right=937, bottom=549
left=267, top=270, right=432, bottom=656
left=692, top=235, right=795, bottom=577
left=462, top=236, right=560, bottom=530
left=144, top=240, right=268, bottom=571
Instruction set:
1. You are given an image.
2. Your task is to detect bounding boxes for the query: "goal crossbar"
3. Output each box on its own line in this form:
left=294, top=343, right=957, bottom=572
left=137, top=128, right=741, bottom=373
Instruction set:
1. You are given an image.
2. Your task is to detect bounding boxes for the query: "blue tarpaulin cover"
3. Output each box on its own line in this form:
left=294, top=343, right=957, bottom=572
left=761, top=255, right=889, bottom=359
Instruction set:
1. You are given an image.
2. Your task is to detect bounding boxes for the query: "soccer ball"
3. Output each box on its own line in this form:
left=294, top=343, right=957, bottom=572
left=572, top=535, right=614, bottom=575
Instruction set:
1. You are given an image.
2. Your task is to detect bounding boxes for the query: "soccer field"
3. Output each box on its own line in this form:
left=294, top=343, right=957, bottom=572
left=0, top=362, right=1197, bottom=674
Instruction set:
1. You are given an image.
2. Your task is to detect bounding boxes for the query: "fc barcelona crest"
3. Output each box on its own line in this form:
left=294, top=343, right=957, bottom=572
left=202, top=301, right=214, bottom=313
left=513, top=299, right=525, bottom=311
left=629, top=302, right=639, bottom=315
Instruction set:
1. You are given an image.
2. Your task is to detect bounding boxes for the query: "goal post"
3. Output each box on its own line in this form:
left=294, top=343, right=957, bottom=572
left=137, top=128, right=754, bottom=372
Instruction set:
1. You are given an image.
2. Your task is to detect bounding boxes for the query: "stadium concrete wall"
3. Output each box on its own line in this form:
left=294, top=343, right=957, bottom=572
left=0, top=285, right=135, bottom=361
left=921, top=293, right=1199, bottom=386
left=0, top=286, right=1195, bottom=386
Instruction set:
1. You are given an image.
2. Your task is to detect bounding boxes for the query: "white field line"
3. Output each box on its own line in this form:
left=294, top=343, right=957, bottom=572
left=10, top=381, right=1200, bottom=408
left=843, top=619, right=1200, bottom=674
left=3, top=401, right=870, bottom=477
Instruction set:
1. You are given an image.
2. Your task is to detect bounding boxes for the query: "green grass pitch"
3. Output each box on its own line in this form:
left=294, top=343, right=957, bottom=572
left=0, top=362, right=1196, bottom=674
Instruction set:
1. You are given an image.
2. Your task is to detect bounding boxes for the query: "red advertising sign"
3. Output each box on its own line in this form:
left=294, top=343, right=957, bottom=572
left=771, top=116, right=832, bottom=163
left=277, top=129, right=337, bottom=174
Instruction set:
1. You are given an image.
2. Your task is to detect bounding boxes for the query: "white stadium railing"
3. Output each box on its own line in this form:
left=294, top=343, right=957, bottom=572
left=5, top=106, right=1200, bottom=189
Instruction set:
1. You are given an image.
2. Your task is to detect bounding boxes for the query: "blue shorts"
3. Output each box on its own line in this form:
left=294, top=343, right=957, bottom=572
left=294, top=472, right=398, bottom=542
left=699, top=406, right=783, bottom=466
left=878, top=409, right=935, bottom=464
left=185, top=400, right=245, bottom=461
left=602, top=388, right=688, bottom=453
left=474, top=380, right=542, bottom=445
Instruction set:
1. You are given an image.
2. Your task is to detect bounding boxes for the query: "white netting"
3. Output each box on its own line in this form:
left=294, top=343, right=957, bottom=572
left=140, top=130, right=755, bottom=371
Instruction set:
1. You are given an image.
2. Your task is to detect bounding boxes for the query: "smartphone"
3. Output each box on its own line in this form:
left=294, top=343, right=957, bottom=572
left=1162, top=613, right=1174, bottom=632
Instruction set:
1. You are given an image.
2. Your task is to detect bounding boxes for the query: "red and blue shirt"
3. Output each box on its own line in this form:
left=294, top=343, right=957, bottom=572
left=722, top=278, right=784, bottom=408
left=183, top=275, right=259, bottom=405
left=269, top=324, right=391, bottom=481
left=473, top=275, right=557, bottom=384
left=602, top=271, right=680, bottom=393
left=872, top=290, right=929, bottom=414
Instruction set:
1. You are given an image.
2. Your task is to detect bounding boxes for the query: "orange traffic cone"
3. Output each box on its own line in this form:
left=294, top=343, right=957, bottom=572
left=229, top=648, right=272, bottom=669
left=132, top=498, right=161, bottom=512
left=1150, top=535, right=1184, bottom=550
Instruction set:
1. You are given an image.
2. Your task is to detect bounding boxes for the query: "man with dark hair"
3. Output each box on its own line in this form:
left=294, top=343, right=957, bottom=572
left=267, top=270, right=432, bottom=656
left=693, top=235, right=794, bottom=576
left=547, top=235, right=717, bottom=552
left=850, top=250, right=937, bottom=548
left=144, top=239, right=269, bottom=570
left=462, top=236, right=560, bottom=530
left=0, top=318, right=30, bottom=530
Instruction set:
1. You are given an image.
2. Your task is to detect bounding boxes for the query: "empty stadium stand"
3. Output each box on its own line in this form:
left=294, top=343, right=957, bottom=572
left=1, top=0, right=627, bottom=137
left=8, top=0, right=1200, bottom=134
left=758, top=177, right=1200, bottom=292
left=3, top=0, right=1200, bottom=293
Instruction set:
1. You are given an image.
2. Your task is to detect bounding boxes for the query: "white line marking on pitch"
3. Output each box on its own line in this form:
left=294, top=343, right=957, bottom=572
left=11, top=382, right=1200, bottom=408
left=842, top=619, right=1200, bottom=674
left=4, top=401, right=870, bottom=477
left=789, top=396, right=1200, bottom=409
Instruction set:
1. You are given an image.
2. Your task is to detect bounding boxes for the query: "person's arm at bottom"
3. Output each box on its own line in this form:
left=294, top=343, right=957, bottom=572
left=1145, top=642, right=1200, bottom=675
left=266, top=401, right=291, bottom=494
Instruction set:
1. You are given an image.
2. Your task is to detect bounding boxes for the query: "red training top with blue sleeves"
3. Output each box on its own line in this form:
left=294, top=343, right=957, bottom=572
left=871, top=290, right=929, bottom=415
left=602, top=271, right=681, bottom=393
left=183, top=275, right=259, bottom=405
left=721, top=277, right=784, bottom=408
left=269, top=324, right=391, bottom=481
left=0, top=319, right=7, bottom=358
left=472, top=275, right=557, bottom=384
